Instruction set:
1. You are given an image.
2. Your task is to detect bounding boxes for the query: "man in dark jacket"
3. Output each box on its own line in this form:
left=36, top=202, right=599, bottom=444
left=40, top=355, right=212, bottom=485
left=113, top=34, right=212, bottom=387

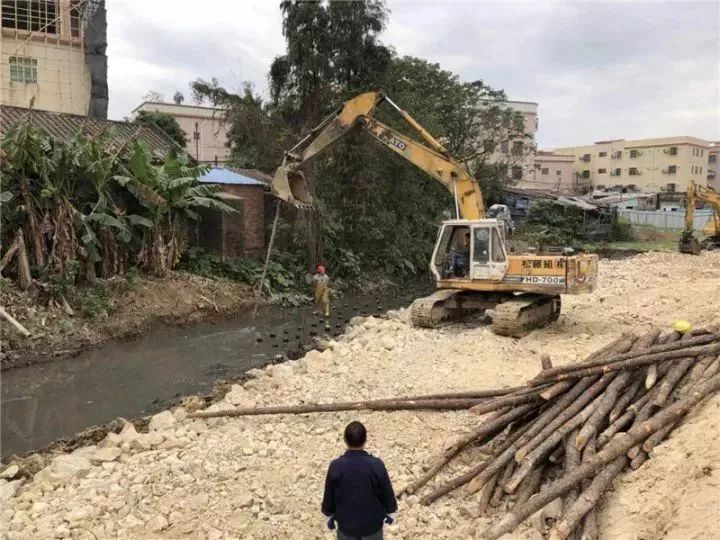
left=321, top=421, right=397, bottom=539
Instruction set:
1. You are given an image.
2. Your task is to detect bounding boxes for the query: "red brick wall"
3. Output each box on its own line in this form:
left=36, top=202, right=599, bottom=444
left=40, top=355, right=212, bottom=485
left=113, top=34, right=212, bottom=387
left=219, top=185, right=266, bottom=255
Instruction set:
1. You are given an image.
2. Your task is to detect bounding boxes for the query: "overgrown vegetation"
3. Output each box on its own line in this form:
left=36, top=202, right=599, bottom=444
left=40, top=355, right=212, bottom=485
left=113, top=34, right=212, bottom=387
left=0, top=115, right=234, bottom=296
left=134, top=110, right=188, bottom=148
left=189, top=0, right=533, bottom=281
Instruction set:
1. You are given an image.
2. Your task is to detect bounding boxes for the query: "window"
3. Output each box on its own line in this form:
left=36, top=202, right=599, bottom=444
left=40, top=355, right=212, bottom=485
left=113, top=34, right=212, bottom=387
left=511, top=166, right=523, bottom=180
left=598, top=168, right=607, bottom=174
left=630, top=150, right=639, bottom=158
left=667, top=165, right=677, bottom=174
left=512, top=141, right=524, bottom=156
left=582, top=170, right=590, bottom=179
left=9, top=56, right=37, bottom=83
left=629, top=167, right=639, bottom=176
left=491, top=229, right=505, bottom=263
left=699, top=167, right=702, bottom=175
left=668, top=146, right=678, bottom=155
left=70, top=0, right=82, bottom=37
left=541, top=167, right=549, bottom=175
left=612, top=151, right=622, bottom=159
left=611, top=168, right=621, bottom=176
left=710, top=154, right=717, bottom=163
left=1, top=1, right=57, bottom=33
left=473, top=228, right=489, bottom=264
left=582, top=153, right=591, bottom=162
left=599, top=152, right=607, bottom=157
left=701, top=149, right=704, bottom=157
left=500, top=141, right=509, bottom=154
left=556, top=170, right=561, bottom=176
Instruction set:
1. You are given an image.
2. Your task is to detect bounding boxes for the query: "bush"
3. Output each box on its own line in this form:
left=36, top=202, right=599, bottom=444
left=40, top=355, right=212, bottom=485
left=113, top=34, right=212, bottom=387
left=610, top=217, right=634, bottom=241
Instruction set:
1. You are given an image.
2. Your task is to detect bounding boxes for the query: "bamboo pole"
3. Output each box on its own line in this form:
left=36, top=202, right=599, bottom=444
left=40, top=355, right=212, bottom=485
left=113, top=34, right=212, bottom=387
left=252, top=201, right=281, bottom=318
left=0, top=306, right=31, bottom=337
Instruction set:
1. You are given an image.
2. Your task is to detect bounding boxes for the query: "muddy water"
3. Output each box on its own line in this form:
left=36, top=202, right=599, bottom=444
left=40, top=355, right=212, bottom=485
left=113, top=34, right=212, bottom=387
left=1, top=286, right=429, bottom=458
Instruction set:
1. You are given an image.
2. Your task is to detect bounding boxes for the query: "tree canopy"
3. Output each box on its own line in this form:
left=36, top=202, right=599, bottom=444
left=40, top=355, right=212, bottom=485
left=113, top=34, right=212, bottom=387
left=190, top=0, right=533, bottom=278
left=134, top=110, right=188, bottom=149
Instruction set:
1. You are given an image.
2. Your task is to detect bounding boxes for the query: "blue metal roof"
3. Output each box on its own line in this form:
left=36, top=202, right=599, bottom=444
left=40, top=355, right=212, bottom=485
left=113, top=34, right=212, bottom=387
left=199, top=167, right=266, bottom=186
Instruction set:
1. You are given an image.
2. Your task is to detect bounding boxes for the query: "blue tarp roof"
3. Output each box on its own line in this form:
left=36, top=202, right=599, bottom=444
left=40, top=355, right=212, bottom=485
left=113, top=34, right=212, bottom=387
left=199, top=167, right=266, bottom=186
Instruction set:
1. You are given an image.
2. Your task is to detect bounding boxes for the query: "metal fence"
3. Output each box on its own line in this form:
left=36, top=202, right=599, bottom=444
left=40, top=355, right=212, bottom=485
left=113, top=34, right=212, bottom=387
left=618, top=209, right=714, bottom=231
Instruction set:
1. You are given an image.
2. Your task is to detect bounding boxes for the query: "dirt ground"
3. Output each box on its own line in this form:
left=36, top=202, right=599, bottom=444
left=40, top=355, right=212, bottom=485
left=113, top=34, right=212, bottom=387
left=0, top=272, right=259, bottom=369
left=1, top=251, right=719, bottom=539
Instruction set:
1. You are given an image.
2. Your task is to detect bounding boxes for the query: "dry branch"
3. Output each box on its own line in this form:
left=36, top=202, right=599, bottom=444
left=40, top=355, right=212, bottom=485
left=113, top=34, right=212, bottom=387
left=478, top=472, right=499, bottom=514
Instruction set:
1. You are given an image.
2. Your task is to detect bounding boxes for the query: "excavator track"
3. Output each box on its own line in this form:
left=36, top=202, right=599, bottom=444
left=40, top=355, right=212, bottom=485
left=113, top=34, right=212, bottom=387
left=490, top=294, right=561, bottom=338
left=409, top=290, right=461, bottom=328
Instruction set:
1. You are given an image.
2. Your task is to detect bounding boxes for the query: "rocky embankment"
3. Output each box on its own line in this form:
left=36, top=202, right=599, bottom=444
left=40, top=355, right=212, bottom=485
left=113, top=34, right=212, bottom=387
left=2, top=251, right=719, bottom=539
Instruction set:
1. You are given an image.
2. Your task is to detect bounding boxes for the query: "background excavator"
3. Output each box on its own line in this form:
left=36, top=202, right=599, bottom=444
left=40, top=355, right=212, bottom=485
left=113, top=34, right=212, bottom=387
left=271, top=91, right=598, bottom=336
left=678, top=180, right=720, bottom=254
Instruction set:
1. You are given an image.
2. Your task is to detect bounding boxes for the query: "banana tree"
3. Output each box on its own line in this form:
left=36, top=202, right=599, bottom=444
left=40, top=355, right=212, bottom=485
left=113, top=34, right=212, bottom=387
left=116, top=142, right=235, bottom=275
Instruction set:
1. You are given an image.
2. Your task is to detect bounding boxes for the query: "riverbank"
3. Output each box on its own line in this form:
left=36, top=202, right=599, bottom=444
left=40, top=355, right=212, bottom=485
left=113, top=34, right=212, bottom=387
left=0, top=272, right=265, bottom=370
left=2, top=251, right=719, bottom=539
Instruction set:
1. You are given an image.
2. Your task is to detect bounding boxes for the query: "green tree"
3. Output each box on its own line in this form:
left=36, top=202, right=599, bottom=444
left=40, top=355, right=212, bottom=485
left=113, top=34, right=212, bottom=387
left=134, top=110, right=187, bottom=149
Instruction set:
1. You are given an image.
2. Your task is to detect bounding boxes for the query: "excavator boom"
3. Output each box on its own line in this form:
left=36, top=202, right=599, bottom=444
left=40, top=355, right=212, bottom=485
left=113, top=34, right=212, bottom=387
left=271, top=91, right=485, bottom=219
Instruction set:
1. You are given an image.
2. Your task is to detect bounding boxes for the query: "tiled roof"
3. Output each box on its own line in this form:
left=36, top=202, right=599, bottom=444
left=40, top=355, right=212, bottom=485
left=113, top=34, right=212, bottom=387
left=0, top=106, right=180, bottom=160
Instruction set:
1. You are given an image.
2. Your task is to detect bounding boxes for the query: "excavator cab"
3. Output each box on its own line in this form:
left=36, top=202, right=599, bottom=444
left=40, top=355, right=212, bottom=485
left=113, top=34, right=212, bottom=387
left=432, top=220, right=508, bottom=282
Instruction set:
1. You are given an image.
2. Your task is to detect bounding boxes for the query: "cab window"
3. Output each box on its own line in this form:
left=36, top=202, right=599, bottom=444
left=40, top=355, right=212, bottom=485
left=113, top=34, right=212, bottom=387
left=492, top=229, right=506, bottom=262
left=473, top=228, right=490, bottom=264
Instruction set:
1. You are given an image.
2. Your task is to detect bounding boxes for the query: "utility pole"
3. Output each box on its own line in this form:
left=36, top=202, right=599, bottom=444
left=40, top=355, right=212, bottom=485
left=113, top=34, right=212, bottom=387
left=193, top=121, right=200, bottom=162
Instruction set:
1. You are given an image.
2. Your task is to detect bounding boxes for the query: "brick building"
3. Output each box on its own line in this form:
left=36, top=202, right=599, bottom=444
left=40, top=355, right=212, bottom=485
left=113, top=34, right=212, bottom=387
left=196, top=167, right=269, bottom=258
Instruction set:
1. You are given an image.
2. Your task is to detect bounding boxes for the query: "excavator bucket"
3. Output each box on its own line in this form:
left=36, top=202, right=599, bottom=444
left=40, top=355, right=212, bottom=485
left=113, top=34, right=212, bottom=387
left=678, top=231, right=701, bottom=255
left=271, top=166, right=313, bottom=206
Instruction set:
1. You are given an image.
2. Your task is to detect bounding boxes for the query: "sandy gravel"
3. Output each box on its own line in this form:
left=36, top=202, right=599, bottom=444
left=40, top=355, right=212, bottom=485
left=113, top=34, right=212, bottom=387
left=1, top=251, right=719, bottom=540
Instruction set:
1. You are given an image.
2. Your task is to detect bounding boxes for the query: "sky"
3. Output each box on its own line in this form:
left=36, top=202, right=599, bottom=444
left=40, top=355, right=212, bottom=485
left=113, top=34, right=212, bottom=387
left=106, top=0, right=720, bottom=148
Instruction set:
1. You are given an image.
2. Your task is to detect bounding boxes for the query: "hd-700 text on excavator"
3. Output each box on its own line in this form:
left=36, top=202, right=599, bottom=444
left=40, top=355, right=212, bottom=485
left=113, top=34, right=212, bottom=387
left=271, top=91, right=599, bottom=336
left=678, top=180, right=720, bottom=254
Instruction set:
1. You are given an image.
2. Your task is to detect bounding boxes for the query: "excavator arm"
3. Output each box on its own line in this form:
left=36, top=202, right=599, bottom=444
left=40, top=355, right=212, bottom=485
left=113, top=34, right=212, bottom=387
left=679, top=180, right=720, bottom=254
left=272, top=91, right=485, bottom=220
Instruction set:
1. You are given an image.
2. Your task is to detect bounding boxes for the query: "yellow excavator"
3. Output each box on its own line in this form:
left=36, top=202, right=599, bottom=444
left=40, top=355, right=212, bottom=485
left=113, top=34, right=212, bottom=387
left=272, top=91, right=598, bottom=336
left=678, top=180, right=720, bottom=254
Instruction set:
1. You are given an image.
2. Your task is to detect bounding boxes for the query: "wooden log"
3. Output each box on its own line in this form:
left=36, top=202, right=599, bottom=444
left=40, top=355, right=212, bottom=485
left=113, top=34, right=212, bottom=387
left=578, top=437, right=598, bottom=540
left=630, top=452, right=648, bottom=470
left=491, top=460, right=515, bottom=507
left=404, top=403, right=536, bottom=497
left=652, top=356, right=696, bottom=406
left=529, top=334, right=720, bottom=384
left=563, top=429, right=582, bottom=521
left=632, top=328, right=663, bottom=351
left=468, top=392, right=542, bottom=416
left=548, top=444, right=565, bottom=464
left=575, top=371, right=633, bottom=451
left=644, top=364, right=658, bottom=389
left=548, top=456, right=628, bottom=540
left=530, top=341, right=720, bottom=385
left=0, top=306, right=31, bottom=337
left=420, top=413, right=536, bottom=504
left=481, top=373, right=720, bottom=540
left=514, top=463, right=545, bottom=506
left=609, top=378, right=643, bottom=423
left=505, top=391, right=606, bottom=494
left=190, top=397, right=487, bottom=419
left=515, top=374, right=615, bottom=464
left=403, top=384, right=542, bottom=401
left=657, top=330, right=681, bottom=345
left=541, top=354, right=554, bottom=370
left=539, top=334, right=636, bottom=401
left=478, top=472, right=499, bottom=514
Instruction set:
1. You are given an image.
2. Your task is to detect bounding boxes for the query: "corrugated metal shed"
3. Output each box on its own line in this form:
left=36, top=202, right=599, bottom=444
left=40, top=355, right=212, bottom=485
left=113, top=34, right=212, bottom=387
left=0, top=105, right=179, bottom=160
left=199, top=167, right=270, bottom=186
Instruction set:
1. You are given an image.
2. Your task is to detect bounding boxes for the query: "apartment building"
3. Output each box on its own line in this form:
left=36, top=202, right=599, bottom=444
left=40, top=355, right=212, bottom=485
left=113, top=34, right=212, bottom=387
left=554, top=136, right=711, bottom=193
left=132, top=102, right=230, bottom=164
left=530, top=151, right=576, bottom=193
left=1, top=0, right=108, bottom=118
left=481, top=100, right=538, bottom=184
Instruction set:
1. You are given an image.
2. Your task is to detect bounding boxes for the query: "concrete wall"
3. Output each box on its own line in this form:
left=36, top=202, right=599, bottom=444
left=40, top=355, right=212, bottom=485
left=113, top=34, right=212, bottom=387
left=619, top=209, right=714, bottom=231
left=555, top=137, right=711, bottom=193
left=525, top=153, right=575, bottom=192
left=708, top=143, right=719, bottom=191
left=133, top=102, right=230, bottom=164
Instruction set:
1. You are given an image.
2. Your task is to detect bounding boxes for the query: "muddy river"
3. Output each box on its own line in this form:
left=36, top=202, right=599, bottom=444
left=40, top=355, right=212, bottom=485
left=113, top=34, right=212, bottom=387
left=2, top=285, right=429, bottom=458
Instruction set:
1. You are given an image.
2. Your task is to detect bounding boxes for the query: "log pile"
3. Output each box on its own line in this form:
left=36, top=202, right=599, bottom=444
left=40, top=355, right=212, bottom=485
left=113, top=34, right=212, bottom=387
left=402, top=327, right=720, bottom=540
left=189, top=326, right=720, bottom=539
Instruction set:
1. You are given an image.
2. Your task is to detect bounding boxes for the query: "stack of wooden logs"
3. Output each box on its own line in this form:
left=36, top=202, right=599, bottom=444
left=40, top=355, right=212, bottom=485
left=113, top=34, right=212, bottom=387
left=399, top=327, right=720, bottom=539
left=190, top=326, right=720, bottom=539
